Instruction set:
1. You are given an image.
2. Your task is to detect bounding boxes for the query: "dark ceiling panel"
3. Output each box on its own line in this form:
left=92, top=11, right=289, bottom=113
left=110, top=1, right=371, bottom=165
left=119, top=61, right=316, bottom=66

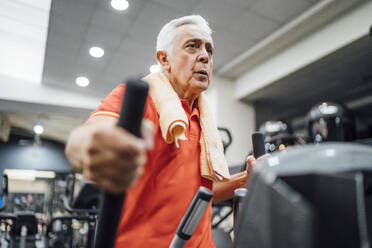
left=242, top=35, right=372, bottom=128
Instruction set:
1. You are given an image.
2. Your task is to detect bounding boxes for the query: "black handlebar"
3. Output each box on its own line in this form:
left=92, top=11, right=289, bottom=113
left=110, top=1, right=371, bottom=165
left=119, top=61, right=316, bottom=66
left=252, top=132, right=266, bottom=159
left=93, top=79, right=149, bottom=248
left=169, top=186, right=213, bottom=248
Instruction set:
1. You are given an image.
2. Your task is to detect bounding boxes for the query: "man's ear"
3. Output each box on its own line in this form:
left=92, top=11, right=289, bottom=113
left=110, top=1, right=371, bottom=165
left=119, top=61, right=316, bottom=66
left=156, top=50, right=170, bottom=72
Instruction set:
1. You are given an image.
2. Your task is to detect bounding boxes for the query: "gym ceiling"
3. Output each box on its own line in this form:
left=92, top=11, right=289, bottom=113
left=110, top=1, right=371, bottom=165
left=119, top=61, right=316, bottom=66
left=0, top=0, right=370, bottom=142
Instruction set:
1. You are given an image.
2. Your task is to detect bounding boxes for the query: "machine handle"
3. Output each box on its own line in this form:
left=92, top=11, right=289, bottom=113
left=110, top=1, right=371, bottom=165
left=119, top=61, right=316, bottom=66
left=252, top=132, right=266, bottom=159
left=233, top=188, right=247, bottom=237
left=169, top=186, right=213, bottom=248
left=94, top=79, right=149, bottom=248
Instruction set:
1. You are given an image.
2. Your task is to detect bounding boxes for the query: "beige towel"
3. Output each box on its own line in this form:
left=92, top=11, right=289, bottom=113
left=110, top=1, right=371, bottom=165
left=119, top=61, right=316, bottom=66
left=143, top=72, right=231, bottom=182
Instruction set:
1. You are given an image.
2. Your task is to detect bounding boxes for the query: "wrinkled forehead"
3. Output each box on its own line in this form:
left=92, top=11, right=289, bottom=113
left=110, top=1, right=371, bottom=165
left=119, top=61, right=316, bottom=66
left=173, top=24, right=214, bottom=47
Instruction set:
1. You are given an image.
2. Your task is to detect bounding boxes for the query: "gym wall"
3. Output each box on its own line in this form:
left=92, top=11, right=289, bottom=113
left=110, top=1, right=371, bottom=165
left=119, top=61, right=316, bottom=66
left=0, top=133, right=72, bottom=174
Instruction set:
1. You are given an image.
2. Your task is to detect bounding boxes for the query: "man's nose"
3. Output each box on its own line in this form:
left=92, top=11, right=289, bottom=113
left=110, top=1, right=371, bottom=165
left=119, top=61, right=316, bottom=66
left=197, top=47, right=209, bottom=63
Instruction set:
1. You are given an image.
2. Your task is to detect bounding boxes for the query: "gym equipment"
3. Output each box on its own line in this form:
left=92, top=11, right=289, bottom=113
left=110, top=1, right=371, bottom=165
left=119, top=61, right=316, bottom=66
left=212, top=228, right=233, bottom=248
left=307, top=102, right=356, bottom=143
left=0, top=174, right=45, bottom=248
left=212, top=127, right=233, bottom=248
left=233, top=188, right=247, bottom=238
left=46, top=174, right=100, bottom=248
left=0, top=174, right=8, bottom=211
left=211, top=124, right=233, bottom=232
left=231, top=132, right=265, bottom=239
left=259, top=120, right=304, bottom=152
left=217, top=127, right=233, bottom=153
left=252, top=132, right=266, bottom=158
left=233, top=143, right=372, bottom=248
left=211, top=199, right=233, bottom=248
left=46, top=215, right=93, bottom=248
left=94, top=79, right=149, bottom=248
left=63, top=175, right=100, bottom=215
left=169, top=186, right=213, bottom=248
left=212, top=127, right=233, bottom=232
left=212, top=132, right=266, bottom=247
left=12, top=211, right=39, bottom=247
left=212, top=200, right=233, bottom=230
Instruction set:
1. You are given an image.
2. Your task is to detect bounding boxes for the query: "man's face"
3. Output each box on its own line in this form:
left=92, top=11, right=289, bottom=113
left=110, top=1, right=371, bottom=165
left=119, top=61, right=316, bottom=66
left=166, top=24, right=214, bottom=95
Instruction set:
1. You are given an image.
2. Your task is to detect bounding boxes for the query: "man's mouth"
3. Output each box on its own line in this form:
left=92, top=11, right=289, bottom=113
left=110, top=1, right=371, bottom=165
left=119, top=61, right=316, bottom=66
left=195, top=70, right=208, bottom=77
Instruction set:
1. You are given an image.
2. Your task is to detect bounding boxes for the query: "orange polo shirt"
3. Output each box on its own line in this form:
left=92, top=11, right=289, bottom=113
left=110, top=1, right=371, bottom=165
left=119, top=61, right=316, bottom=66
left=91, top=84, right=215, bottom=248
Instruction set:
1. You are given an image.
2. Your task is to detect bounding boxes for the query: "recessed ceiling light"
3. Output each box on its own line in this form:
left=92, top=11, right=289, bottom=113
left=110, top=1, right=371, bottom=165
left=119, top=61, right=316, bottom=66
left=150, top=64, right=161, bottom=73
left=89, top=46, right=104, bottom=58
left=111, top=0, right=129, bottom=11
left=76, top=76, right=90, bottom=87
left=34, top=125, right=44, bottom=135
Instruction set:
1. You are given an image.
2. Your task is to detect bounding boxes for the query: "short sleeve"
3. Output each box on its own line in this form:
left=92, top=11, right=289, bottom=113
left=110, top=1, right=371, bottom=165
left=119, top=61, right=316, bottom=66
left=91, top=84, right=126, bottom=118
left=91, top=84, right=157, bottom=123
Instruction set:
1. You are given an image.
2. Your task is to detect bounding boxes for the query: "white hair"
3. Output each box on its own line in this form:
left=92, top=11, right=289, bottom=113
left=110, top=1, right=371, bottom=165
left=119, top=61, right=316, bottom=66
left=156, top=15, right=212, bottom=54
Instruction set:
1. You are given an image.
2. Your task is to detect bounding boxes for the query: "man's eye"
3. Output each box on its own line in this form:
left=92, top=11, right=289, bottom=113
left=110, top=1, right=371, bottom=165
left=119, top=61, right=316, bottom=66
left=188, top=43, right=196, bottom=48
left=208, top=49, right=213, bottom=55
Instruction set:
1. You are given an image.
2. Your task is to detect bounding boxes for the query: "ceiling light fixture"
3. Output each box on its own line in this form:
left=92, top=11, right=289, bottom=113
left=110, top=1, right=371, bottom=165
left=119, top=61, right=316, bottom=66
left=76, top=76, right=90, bottom=87
left=89, top=46, right=105, bottom=58
left=111, top=0, right=129, bottom=11
left=34, top=125, right=44, bottom=135
left=150, top=64, right=161, bottom=73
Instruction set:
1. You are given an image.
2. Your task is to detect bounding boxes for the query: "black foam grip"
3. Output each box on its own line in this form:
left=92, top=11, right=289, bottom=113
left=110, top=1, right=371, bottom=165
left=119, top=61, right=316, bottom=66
left=176, top=186, right=213, bottom=240
left=117, top=79, right=149, bottom=137
left=252, top=132, right=266, bottom=159
left=94, top=79, right=149, bottom=248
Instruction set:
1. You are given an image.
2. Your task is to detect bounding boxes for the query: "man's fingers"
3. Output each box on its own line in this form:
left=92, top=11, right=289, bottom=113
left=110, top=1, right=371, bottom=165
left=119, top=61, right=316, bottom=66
left=245, top=155, right=256, bottom=175
left=96, top=178, right=125, bottom=194
left=114, top=127, right=146, bottom=154
left=97, top=162, right=144, bottom=193
left=245, top=153, right=271, bottom=173
left=89, top=127, right=146, bottom=158
left=257, top=153, right=271, bottom=161
left=82, top=123, right=149, bottom=193
left=246, top=155, right=255, bottom=164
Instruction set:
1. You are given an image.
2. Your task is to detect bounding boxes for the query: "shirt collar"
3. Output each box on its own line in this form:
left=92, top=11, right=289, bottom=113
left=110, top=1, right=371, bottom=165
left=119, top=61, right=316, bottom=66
left=180, top=98, right=200, bottom=119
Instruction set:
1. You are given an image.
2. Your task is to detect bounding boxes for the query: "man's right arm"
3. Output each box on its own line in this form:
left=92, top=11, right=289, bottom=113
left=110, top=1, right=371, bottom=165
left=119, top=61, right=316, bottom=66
left=65, top=116, right=114, bottom=172
left=65, top=115, right=153, bottom=193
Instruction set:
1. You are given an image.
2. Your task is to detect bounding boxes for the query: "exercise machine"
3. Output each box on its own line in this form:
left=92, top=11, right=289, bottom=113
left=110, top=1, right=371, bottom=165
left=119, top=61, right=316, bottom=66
left=234, top=143, right=372, bottom=248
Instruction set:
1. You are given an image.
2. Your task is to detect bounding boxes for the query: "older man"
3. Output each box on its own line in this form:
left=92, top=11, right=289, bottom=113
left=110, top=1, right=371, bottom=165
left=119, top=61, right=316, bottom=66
left=65, top=15, right=253, bottom=247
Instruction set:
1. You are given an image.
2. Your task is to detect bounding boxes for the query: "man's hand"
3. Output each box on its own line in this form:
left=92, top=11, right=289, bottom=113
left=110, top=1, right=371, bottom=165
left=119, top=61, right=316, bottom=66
left=245, top=154, right=270, bottom=176
left=66, top=116, right=154, bottom=193
left=213, top=154, right=270, bottom=203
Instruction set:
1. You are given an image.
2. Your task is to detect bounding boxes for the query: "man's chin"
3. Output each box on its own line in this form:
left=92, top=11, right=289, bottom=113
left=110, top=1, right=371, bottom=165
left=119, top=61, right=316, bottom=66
left=194, top=80, right=209, bottom=92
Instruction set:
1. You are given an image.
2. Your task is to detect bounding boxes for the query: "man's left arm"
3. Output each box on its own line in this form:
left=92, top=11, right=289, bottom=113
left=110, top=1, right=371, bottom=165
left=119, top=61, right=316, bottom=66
left=212, top=156, right=255, bottom=202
